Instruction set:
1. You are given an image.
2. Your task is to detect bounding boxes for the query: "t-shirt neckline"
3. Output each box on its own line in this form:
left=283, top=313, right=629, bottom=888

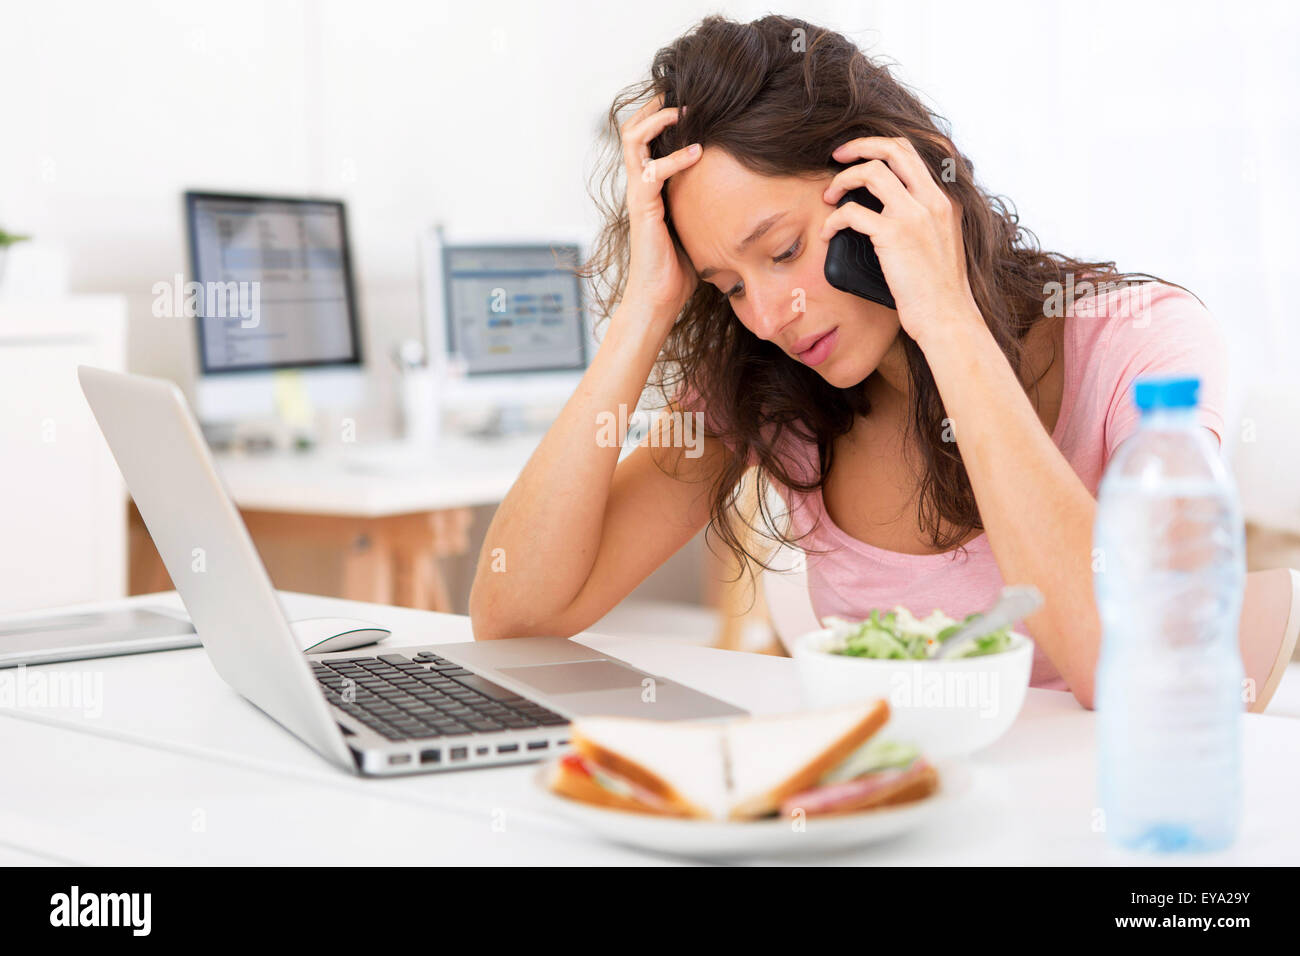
left=810, top=318, right=1077, bottom=567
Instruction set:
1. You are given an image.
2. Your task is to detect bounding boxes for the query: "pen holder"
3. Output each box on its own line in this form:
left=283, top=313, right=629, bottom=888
left=399, top=366, right=440, bottom=447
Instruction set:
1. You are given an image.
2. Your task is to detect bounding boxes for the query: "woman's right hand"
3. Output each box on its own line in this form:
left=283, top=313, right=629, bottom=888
left=620, top=93, right=704, bottom=326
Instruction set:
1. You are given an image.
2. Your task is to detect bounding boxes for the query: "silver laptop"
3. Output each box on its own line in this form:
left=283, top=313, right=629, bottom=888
left=78, top=366, right=744, bottom=776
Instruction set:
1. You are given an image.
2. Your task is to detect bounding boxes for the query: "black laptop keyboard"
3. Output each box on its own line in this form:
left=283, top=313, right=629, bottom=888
left=310, top=652, right=569, bottom=742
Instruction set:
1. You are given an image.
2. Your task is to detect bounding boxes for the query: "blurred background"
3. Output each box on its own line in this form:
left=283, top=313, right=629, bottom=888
left=3, top=0, right=1298, bottom=652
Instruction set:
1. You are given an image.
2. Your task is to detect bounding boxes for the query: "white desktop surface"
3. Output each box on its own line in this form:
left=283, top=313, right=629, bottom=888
left=212, top=434, right=545, bottom=516
left=3, top=591, right=1300, bottom=866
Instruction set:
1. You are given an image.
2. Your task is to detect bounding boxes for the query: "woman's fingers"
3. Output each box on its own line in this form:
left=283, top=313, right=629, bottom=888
left=818, top=200, right=887, bottom=242
left=621, top=97, right=681, bottom=162
left=825, top=158, right=913, bottom=213
left=826, top=136, right=949, bottom=211
left=639, top=142, right=701, bottom=186
left=620, top=95, right=699, bottom=215
left=620, top=92, right=667, bottom=151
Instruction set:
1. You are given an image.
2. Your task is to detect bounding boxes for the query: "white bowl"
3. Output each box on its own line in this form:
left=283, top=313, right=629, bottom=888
left=792, top=628, right=1034, bottom=758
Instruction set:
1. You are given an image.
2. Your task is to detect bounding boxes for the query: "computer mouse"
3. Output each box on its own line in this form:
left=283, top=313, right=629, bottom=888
left=291, top=617, right=392, bottom=654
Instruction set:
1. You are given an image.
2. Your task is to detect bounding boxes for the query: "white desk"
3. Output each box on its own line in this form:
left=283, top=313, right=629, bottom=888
left=212, top=434, right=546, bottom=518
left=130, top=435, right=545, bottom=612
left=4, top=591, right=1300, bottom=865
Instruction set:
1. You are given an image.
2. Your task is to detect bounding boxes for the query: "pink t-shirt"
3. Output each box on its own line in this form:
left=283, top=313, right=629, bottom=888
left=681, top=282, right=1229, bottom=693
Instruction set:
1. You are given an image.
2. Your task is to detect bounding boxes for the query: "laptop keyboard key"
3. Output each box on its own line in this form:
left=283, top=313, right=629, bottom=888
left=449, top=674, right=523, bottom=701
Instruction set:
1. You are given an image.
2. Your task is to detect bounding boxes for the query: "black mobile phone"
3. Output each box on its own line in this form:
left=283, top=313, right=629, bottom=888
left=823, top=184, right=896, bottom=310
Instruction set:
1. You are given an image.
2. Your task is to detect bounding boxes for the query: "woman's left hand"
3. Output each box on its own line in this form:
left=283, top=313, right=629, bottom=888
left=819, top=136, right=982, bottom=351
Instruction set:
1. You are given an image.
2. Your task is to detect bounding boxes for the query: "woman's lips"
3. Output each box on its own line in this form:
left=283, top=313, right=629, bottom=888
left=796, top=327, right=839, bottom=367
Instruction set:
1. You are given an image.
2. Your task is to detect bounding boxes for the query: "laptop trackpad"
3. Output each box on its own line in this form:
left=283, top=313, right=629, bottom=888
left=497, top=660, right=645, bottom=696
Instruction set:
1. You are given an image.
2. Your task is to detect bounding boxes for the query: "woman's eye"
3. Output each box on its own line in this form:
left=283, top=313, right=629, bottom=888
left=773, top=237, right=802, bottom=263
left=723, top=239, right=802, bottom=298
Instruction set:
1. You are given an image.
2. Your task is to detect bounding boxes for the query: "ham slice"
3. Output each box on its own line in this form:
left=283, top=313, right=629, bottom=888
left=779, top=759, right=936, bottom=817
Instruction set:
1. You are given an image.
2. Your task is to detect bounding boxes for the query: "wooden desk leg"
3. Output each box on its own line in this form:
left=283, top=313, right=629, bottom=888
left=386, top=508, right=471, bottom=613
left=391, top=532, right=440, bottom=611
left=128, top=500, right=175, bottom=594
left=338, top=529, right=393, bottom=605
left=706, top=469, right=783, bottom=655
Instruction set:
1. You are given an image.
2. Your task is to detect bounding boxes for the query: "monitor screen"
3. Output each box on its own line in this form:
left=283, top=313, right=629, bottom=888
left=442, top=244, right=587, bottom=375
left=186, top=192, right=362, bottom=373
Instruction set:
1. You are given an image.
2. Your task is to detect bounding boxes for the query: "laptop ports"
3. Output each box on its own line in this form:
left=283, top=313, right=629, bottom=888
left=419, top=748, right=441, bottom=765
left=496, top=743, right=519, bottom=754
left=449, top=746, right=468, bottom=761
left=388, top=753, right=412, bottom=766
left=526, top=740, right=549, bottom=751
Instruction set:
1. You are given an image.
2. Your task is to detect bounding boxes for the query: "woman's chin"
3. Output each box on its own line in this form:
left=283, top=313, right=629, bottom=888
left=817, top=360, right=874, bottom=390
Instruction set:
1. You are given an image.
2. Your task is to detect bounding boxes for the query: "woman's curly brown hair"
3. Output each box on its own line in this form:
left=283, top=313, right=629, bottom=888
left=579, top=13, right=1171, bottom=569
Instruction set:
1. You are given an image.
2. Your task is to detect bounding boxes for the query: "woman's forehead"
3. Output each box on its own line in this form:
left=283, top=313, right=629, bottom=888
left=667, top=147, right=822, bottom=267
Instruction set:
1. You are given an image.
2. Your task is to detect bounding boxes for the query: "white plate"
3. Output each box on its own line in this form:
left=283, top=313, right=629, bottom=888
left=531, top=759, right=968, bottom=861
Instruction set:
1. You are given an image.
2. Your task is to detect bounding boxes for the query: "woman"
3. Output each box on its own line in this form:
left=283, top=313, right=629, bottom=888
left=468, top=14, right=1227, bottom=709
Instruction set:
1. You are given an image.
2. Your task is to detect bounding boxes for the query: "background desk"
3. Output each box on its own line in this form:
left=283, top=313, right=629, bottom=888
left=128, top=435, right=543, bottom=613
left=3, top=591, right=1300, bottom=865
left=126, top=434, right=765, bottom=653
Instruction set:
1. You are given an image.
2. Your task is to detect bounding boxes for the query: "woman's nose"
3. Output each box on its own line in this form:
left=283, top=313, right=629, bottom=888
left=746, top=284, right=798, bottom=343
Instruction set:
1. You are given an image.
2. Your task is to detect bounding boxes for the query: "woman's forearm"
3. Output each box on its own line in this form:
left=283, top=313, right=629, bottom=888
left=920, top=314, right=1101, bottom=707
left=469, top=301, right=672, bottom=639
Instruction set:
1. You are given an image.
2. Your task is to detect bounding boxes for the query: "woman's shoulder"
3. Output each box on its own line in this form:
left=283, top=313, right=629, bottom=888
left=1059, top=278, right=1228, bottom=448
left=1062, top=278, right=1222, bottom=354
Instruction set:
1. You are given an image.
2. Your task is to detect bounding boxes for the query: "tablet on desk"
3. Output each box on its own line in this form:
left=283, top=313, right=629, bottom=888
left=0, top=607, right=199, bottom=668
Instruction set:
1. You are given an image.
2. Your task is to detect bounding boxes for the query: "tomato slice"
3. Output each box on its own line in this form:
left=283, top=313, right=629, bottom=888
left=560, top=753, right=591, bottom=777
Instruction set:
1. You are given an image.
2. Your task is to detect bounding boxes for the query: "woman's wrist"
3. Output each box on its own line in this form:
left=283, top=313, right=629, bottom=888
left=584, top=308, right=670, bottom=397
left=605, top=299, right=677, bottom=356
left=910, top=293, right=988, bottom=360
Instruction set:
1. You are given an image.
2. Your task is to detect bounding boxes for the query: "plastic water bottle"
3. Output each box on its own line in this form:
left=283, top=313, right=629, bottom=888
left=1094, top=377, right=1245, bottom=852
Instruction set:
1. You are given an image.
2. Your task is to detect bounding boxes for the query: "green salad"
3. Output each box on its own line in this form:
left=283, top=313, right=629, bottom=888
left=822, top=606, right=1014, bottom=660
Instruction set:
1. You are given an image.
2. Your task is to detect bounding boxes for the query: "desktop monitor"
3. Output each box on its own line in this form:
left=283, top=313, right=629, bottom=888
left=184, top=191, right=365, bottom=422
left=440, top=244, right=588, bottom=376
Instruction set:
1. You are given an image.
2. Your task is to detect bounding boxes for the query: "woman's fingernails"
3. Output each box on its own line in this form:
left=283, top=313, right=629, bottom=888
left=688, top=143, right=701, bottom=155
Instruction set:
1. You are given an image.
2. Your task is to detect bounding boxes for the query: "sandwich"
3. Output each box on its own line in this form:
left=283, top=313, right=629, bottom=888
left=547, top=699, right=938, bottom=821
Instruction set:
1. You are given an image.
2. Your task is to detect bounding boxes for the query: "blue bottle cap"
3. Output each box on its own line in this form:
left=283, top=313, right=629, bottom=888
left=1134, top=377, right=1200, bottom=412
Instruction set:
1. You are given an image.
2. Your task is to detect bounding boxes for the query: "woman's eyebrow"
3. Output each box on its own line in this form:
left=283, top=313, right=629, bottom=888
left=698, top=211, right=788, bottom=279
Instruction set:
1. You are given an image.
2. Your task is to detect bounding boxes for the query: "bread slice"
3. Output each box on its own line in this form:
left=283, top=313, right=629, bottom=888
left=568, top=716, right=728, bottom=819
left=725, top=700, right=891, bottom=820
left=547, top=756, right=686, bottom=816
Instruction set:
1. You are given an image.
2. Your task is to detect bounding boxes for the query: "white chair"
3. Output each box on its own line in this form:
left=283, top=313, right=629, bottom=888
left=1239, top=568, right=1300, bottom=712
left=761, top=540, right=818, bottom=656
left=762, top=557, right=1300, bottom=715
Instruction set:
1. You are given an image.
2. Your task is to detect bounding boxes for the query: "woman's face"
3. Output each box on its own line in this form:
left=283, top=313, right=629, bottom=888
left=666, top=146, right=900, bottom=389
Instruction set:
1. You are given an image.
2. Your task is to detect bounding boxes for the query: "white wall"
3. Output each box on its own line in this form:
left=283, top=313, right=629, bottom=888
left=870, top=1, right=1300, bottom=447
left=1, top=0, right=840, bottom=396
left=4, top=0, right=1297, bottom=494
left=5, top=0, right=1295, bottom=388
